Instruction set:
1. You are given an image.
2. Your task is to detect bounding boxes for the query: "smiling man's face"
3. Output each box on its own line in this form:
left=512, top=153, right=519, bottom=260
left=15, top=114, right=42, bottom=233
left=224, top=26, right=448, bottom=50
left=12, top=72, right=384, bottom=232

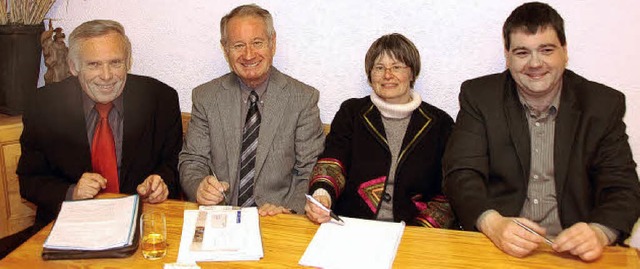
left=505, top=26, right=568, bottom=99
left=71, top=31, right=128, bottom=104
left=224, top=15, right=276, bottom=88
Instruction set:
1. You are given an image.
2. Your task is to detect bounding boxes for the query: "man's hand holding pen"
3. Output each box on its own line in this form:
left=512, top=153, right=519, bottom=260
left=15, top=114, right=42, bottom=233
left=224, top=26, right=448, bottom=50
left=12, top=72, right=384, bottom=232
left=478, top=211, right=610, bottom=261
left=478, top=211, right=547, bottom=258
left=552, top=222, right=608, bottom=262
left=196, top=175, right=229, bottom=205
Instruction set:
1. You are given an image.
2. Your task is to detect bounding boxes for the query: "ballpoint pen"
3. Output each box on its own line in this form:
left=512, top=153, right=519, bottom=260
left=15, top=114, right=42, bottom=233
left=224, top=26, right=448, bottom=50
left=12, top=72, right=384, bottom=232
left=220, top=187, right=228, bottom=205
left=209, top=172, right=229, bottom=205
left=512, top=219, right=554, bottom=245
left=305, top=194, right=344, bottom=225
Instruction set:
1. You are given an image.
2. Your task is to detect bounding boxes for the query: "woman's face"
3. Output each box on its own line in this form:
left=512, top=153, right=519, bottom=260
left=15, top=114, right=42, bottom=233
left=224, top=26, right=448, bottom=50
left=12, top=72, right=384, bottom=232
left=369, top=53, right=413, bottom=104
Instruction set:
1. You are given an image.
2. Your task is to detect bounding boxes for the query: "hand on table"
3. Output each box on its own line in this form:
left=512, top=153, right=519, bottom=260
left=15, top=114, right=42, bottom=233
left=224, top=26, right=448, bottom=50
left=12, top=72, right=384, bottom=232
left=258, top=203, right=294, bottom=216
left=137, top=174, right=169, bottom=203
left=552, top=222, right=608, bottom=261
left=478, top=211, right=546, bottom=258
left=73, top=172, right=107, bottom=200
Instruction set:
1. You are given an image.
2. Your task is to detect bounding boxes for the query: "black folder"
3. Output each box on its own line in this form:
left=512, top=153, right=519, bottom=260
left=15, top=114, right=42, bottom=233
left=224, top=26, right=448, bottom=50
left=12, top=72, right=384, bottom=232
left=41, top=195, right=143, bottom=260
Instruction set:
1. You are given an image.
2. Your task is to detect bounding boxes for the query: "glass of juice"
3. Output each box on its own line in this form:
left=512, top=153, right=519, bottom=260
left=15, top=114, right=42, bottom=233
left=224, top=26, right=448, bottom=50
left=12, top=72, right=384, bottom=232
left=140, top=212, right=167, bottom=260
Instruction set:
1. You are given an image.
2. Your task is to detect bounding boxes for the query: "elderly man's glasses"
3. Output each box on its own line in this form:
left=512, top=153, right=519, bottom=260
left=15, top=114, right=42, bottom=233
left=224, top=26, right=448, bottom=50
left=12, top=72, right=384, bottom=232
left=371, top=64, right=409, bottom=76
left=228, top=40, right=268, bottom=52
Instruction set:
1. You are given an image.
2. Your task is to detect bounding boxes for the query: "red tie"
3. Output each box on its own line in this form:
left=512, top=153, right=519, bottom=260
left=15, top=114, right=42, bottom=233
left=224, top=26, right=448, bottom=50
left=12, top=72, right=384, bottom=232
left=91, top=103, right=119, bottom=193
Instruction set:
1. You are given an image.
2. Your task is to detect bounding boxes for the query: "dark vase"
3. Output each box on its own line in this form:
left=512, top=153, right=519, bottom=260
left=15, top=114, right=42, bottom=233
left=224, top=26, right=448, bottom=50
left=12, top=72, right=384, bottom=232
left=0, top=24, right=44, bottom=115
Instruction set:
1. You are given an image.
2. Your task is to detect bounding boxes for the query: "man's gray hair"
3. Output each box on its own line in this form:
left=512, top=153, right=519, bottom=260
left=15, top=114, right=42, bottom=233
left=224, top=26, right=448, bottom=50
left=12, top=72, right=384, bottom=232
left=68, top=19, right=132, bottom=71
left=220, top=4, right=275, bottom=46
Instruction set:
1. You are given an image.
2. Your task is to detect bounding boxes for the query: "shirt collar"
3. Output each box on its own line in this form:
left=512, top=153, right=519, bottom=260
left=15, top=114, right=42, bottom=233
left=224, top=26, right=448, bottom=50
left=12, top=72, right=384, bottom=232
left=238, top=69, right=271, bottom=98
left=518, top=89, right=561, bottom=118
left=82, top=90, right=124, bottom=119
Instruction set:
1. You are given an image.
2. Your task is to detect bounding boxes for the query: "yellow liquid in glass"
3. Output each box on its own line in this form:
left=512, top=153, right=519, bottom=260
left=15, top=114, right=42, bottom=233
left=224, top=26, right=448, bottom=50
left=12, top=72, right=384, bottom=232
left=141, top=233, right=167, bottom=260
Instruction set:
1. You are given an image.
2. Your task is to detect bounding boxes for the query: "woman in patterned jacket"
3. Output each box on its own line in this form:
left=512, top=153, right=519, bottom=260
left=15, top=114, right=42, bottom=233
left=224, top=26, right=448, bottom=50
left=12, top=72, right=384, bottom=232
left=305, top=33, right=455, bottom=228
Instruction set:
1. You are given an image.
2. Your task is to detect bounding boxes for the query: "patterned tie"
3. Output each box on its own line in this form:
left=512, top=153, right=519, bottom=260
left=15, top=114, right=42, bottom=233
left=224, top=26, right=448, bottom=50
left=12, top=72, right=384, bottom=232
left=238, top=91, right=260, bottom=206
left=91, top=102, right=119, bottom=193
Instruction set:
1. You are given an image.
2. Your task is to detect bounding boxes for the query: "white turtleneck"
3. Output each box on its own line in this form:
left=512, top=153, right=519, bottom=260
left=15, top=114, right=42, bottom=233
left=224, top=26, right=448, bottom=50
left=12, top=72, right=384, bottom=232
left=370, top=90, right=422, bottom=119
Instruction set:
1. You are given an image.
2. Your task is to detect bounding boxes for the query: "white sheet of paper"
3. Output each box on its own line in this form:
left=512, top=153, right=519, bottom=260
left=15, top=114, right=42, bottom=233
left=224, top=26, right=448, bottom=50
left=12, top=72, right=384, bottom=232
left=299, top=217, right=405, bottom=269
left=43, top=195, right=138, bottom=250
left=630, top=223, right=640, bottom=249
left=177, top=207, right=263, bottom=263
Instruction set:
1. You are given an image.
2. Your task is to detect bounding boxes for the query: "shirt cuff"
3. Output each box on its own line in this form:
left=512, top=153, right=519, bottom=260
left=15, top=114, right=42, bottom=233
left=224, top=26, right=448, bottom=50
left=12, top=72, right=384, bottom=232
left=65, top=184, right=76, bottom=200
left=312, top=188, right=332, bottom=208
left=589, top=222, right=619, bottom=245
left=475, top=209, right=498, bottom=232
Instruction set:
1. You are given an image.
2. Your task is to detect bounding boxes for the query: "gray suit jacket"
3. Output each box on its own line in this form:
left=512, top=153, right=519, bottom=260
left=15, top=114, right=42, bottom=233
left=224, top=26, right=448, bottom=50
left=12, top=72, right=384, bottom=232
left=179, top=67, right=324, bottom=213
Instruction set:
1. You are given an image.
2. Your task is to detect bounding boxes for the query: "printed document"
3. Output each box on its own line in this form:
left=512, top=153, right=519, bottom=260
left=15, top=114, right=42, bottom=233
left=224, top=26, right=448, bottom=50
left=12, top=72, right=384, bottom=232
left=299, top=217, right=405, bottom=269
left=43, top=195, right=139, bottom=250
left=177, top=206, right=263, bottom=262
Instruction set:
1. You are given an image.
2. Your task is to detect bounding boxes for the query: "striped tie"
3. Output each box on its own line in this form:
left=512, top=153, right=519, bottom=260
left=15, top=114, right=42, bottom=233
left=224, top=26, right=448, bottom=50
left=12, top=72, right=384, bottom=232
left=238, top=91, right=260, bottom=207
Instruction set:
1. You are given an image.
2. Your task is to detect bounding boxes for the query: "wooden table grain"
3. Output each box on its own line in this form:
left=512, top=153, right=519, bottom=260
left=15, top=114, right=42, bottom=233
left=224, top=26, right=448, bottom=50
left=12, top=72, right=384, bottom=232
left=1, top=196, right=638, bottom=268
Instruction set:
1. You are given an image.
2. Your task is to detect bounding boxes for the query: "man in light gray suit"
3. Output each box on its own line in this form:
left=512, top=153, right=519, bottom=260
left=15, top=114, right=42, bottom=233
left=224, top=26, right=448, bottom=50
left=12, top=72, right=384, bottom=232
left=179, top=4, right=324, bottom=216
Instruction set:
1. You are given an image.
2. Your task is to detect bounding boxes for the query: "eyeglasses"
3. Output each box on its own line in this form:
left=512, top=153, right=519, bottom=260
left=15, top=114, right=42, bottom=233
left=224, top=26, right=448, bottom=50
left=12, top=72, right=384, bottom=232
left=228, top=40, right=268, bottom=52
left=371, top=64, right=409, bottom=76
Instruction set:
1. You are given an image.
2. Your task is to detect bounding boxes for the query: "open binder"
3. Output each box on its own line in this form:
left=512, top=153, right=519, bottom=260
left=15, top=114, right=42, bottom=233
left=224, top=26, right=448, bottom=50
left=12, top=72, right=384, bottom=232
left=41, top=194, right=142, bottom=260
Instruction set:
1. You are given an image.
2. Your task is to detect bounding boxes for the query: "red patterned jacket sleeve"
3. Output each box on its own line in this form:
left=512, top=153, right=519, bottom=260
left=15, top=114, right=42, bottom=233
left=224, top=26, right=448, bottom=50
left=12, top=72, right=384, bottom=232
left=309, top=158, right=346, bottom=199
left=413, top=195, right=455, bottom=228
left=308, top=101, right=354, bottom=203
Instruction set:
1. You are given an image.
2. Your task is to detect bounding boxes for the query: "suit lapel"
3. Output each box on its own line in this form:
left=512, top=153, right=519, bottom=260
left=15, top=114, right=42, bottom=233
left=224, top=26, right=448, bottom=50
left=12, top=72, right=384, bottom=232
left=121, top=75, right=150, bottom=178
left=504, top=74, right=531, bottom=183
left=554, top=76, right=581, bottom=199
left=62, top=78, right=93, bottom=173
left=220, top=74, right=243, bottom=187
left=254, top=68, right=289, bottom=177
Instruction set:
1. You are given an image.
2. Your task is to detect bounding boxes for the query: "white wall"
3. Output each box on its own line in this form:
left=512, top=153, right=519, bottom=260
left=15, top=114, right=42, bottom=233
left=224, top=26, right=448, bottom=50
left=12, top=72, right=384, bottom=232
left=42, top=0, right=640, bottom=175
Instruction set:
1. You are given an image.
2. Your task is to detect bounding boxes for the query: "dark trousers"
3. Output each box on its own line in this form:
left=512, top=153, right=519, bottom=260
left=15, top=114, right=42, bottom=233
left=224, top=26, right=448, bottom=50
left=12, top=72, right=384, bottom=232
left=0, top=226, right=38, bottom=259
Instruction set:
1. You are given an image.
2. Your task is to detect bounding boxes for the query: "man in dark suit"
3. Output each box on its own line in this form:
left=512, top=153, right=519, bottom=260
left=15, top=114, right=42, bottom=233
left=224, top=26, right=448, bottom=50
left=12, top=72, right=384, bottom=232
left=443, top=2, right=640, bottom=262
left=179, top=4, right=324, bottom=216
left=16, top=19, right=182, bottom=235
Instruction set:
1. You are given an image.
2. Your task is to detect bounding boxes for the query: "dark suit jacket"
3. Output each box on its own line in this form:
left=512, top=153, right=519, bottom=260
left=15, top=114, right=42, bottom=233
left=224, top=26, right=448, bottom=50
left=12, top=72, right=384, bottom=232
left=308, top=97, right=454, bottom=227
left=443, top=70, right=640, bottom=240
left=17, top=74, right=183, bottom=227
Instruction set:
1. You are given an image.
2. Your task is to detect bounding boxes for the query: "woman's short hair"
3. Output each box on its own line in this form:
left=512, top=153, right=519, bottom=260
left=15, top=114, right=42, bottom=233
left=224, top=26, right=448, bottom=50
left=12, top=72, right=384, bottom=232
left=365, top=33, right=421, bottom=88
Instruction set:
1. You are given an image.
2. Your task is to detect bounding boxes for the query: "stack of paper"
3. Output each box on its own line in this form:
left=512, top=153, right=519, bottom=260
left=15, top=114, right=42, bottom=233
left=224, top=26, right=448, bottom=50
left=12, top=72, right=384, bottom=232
left=44, top=195, right=139, bottom=251
left=177, top=206, right=263, bottom=263
left=299, top=217, right=405, bottom=269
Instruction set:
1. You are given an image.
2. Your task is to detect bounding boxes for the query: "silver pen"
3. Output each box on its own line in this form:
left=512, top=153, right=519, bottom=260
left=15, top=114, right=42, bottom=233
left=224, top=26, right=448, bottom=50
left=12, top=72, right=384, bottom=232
left=512, top=219, right=554, bottom=245
left=305, top=194, right=344, bottom=225
left=209, top=172, right=229, bottom=205
left=220, top=187, right=228, bottom=205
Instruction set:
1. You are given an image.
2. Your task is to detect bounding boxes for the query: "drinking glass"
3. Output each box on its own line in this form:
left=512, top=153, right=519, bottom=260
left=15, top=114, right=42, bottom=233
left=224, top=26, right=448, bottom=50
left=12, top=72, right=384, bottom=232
left=140, top=212, right=167, bottom=260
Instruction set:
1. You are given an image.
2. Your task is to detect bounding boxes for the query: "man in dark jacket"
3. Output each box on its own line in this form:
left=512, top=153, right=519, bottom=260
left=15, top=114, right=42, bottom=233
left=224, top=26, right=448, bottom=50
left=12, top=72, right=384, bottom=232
left=0, top=19, right=182, bottom=259
left=444, top=2, right=640, bottom=262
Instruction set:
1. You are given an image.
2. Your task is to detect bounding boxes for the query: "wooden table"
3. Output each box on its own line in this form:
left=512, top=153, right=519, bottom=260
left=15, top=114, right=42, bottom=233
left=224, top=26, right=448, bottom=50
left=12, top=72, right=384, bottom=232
left=1, top=197, right=638, bottom=268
